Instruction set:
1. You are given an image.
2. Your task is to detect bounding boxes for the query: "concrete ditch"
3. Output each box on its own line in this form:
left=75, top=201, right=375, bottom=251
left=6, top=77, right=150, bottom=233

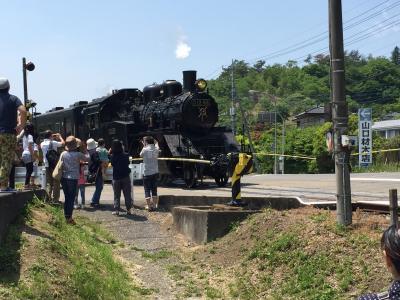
left=167, top=195, right=337, bottom=244
left=172, top=206, right=259, bottom=244
left=0, top=190, right=45, bottom=245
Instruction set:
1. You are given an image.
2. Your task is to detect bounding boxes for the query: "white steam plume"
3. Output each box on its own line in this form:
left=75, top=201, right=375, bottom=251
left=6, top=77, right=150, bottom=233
left=175, top=36, right=191, bottom=59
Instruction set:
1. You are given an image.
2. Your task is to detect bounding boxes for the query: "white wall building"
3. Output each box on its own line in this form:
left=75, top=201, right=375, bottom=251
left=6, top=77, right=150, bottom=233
left=372, top=120, right=400, bottom=139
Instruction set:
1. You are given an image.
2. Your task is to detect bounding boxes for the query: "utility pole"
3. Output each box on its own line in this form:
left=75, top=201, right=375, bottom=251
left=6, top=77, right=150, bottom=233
left=230, top=59, right=236, bottom=136
left=22, top=57, right=28, bottom=107
left=22, top=57, right=35, bottom=108
left=329, top=0, right=352, bottom=225
left=281, top=119, right=285, bottom=174
left=274, top=98, right=278, bottom=174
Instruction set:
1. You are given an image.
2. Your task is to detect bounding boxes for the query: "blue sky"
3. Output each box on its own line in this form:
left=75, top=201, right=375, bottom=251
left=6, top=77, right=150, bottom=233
left=1, top=0, right=399, bottom=112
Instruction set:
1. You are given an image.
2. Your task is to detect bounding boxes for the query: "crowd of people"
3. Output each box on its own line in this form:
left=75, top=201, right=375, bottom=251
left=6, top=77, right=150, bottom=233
left=0, top=77, right=160, bottom=225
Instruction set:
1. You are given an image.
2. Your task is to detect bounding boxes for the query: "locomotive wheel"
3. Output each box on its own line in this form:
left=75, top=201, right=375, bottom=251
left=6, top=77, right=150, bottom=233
left=215, top=174, right=229, bottom=187
left=183, top=166, right=197, bottom=188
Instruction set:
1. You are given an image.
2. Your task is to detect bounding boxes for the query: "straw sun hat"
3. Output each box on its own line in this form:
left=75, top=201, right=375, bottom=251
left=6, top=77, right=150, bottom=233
left=65, top=136, right=78, bottom=151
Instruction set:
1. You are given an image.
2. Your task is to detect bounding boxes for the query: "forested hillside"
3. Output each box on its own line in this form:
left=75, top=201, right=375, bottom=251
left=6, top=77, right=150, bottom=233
left=207, top=48, right=400, bottom=173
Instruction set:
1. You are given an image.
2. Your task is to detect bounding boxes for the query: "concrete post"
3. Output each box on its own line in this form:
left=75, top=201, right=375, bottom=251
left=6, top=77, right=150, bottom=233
left=329, top=0, right=352, bottom=225
left=389, top=189, right=398, bottom=228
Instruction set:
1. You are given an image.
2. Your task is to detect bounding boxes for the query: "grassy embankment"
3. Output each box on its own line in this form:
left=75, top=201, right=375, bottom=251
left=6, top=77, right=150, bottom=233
left=0, top=197, right=151, bottom=299
left=167, top=207, right=392, bottom=299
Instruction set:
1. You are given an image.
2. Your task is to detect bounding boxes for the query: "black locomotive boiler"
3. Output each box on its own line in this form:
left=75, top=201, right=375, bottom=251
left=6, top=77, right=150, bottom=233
left=34, top=70, right=240, bottom=188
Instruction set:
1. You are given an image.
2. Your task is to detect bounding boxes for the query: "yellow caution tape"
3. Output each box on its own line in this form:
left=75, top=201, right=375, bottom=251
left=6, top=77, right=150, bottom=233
left=158, top=157, right=211, bottom=164
left=351, top=148, right=400, bottom=156
left=130, top=153, right=318, bottom=163
left=130, top=157, right=211, bottom=164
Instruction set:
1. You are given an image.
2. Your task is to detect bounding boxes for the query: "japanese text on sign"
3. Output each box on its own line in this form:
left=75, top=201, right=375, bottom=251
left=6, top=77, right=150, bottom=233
left=358, top=108, right=372, bottom=167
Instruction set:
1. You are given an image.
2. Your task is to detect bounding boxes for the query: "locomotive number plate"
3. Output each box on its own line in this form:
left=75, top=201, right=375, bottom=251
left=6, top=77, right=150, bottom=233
left=192, top=99, right=209, bottom=107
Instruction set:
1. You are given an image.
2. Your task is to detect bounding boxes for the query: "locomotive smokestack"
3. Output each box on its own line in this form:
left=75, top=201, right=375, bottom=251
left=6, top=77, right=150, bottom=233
left=183, top=70, right=196, bottom=92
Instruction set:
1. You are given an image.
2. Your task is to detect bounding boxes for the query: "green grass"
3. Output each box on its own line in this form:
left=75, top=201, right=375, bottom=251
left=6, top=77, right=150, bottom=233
left=225, top=211, right=387, bottom=300
left=141, top=249, right=174, bottom=261
left=231, top=230, right=340, bottom=299
left=205, top=285, right=223, bottom=299
left=131, top=246, right=174, bottom=261
left=309, top=211, right=329, bottom=223
left=352, top=162, right=400, bottom=173
left=228, top=220, right=241, bottom=232
left=44, top=204, right=141, bottom=299
left=167, top=263, right=192, bottom=281
left=0, top=197, right=150, bottom=299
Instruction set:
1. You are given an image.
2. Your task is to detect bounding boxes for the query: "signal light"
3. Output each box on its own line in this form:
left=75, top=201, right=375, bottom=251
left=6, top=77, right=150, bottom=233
left=25, top=62, right=35, bottom=71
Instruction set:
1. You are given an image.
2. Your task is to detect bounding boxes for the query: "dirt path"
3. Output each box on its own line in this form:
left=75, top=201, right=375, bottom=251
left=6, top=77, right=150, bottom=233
left=76, top=205, right=184, bottom=299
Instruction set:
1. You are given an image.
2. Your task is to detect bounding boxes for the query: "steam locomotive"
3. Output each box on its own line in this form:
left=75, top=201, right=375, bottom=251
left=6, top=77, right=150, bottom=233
left=34, top=70, right=240, bottom=187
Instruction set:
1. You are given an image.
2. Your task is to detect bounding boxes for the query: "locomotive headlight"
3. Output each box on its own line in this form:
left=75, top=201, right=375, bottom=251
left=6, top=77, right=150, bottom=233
left=195, top=79, right=207, bottom=91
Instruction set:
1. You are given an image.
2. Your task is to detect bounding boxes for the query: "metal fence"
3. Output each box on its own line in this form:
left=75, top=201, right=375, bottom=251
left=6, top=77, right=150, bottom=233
left=14, top=163, right=144, bottom=187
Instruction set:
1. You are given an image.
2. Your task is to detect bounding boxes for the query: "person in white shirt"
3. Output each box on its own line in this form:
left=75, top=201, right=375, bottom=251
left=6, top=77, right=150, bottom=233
left=40, top=130, right=65, bottom=202
left=21, top=124, right=35, bottom=189
left=139, top=136, right=160, bottom=211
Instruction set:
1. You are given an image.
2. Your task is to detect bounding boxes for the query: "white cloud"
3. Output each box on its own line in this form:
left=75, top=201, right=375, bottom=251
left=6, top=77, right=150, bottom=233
left=175, top=36, right=191, bottom=59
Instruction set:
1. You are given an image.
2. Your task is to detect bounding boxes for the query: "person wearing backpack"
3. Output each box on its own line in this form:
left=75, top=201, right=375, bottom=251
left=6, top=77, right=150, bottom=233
left=40, top=130, right=65, bottom=202
left=87, top=138, right=103, bottom=208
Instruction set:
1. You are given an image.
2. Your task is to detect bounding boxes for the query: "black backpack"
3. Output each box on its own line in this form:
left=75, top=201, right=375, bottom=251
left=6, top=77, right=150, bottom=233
left=46, top=141, right=60, bottom=170
left=87, top=151, right=101, bottom=183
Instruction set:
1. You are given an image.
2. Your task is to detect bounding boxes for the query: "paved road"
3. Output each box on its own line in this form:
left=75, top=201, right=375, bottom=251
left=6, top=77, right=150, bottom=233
left=240, top=173, right=399, bottom=202
left=62, top=172, right=400, bottom=206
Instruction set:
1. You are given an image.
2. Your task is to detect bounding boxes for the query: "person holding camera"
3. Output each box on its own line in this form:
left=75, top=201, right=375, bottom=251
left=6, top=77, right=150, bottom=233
left=110, top=139, right=133, bottom=215
left=40, top=130, right=65, bottom=202
left=140, top=136, right=160, bottom=211
left=60, top=136, right=89, bottom=224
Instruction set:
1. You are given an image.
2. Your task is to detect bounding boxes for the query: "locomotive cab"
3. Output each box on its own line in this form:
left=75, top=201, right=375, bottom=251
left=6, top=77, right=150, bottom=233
left=83, top=88, right=143, bottom=152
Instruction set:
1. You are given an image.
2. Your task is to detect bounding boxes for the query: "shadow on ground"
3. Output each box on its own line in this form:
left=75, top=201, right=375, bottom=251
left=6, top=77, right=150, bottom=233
left=0, top=218, right=24, bottom=284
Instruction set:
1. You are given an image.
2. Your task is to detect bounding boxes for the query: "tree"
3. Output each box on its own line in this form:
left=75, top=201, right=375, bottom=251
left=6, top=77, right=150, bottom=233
left=391, top=46, right=400, bottom=65
left=220, top=60, right=250, bottom=79
left=253, top=60, right=266, bottom=73
left=304, top=54, right=312, bottom=64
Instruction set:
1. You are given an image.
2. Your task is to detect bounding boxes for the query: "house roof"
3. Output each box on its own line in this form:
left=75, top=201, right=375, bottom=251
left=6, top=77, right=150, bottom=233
left=294, top=106, right=325, bottom=119
left=372, top=119, right=400, bottom=131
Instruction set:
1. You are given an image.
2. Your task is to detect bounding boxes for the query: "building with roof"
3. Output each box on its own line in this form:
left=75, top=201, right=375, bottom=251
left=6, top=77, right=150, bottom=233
left=372, top=119, right=400, bottom=139
left=294, top=105, right=328, bottom=128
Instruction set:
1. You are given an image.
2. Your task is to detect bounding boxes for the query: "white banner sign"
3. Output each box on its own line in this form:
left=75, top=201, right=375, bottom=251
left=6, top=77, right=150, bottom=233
left=358, top=108, right=372, bottom=167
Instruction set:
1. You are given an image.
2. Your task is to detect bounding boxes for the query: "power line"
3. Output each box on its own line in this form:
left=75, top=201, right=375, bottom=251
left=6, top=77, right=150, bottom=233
left=204, top=0, right=394, bottom=80
left=247, top=0, right=399, bottom=63
left=293, top=15, right=400, bottom=62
